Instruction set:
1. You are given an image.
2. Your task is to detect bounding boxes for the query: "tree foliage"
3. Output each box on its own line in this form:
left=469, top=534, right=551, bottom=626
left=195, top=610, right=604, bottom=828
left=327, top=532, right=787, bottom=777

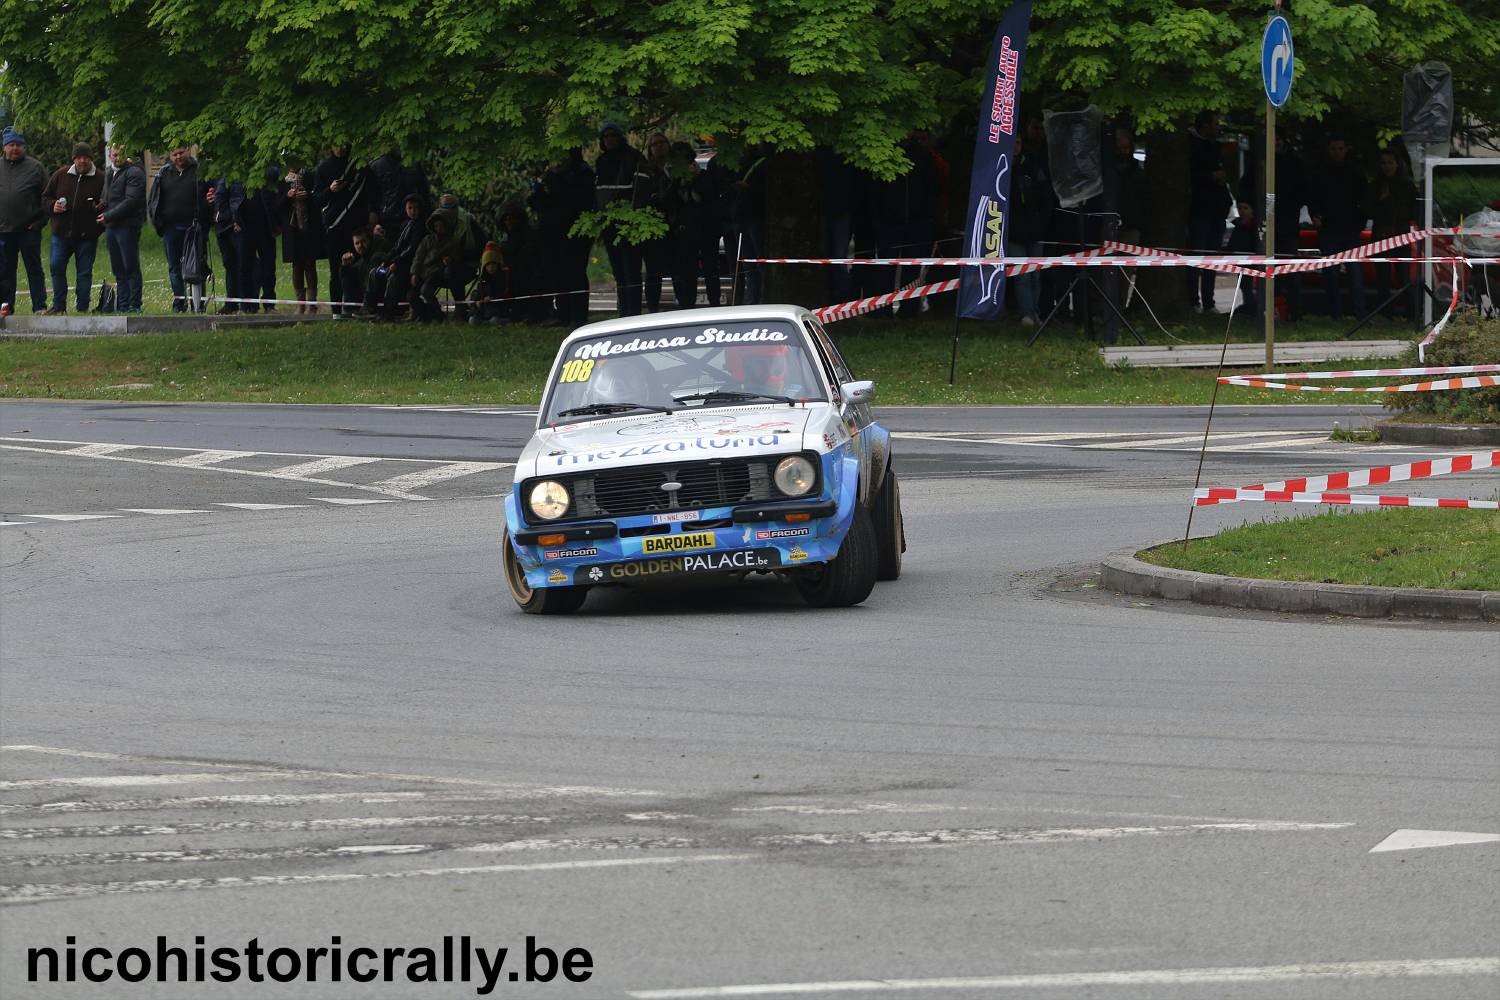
left=2, top=0, right=1495, bottom=194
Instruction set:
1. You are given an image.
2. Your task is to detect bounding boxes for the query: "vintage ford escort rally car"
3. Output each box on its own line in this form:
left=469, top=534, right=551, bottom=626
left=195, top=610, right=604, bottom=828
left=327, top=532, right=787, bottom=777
left=502, top=305, right=905, bottom=613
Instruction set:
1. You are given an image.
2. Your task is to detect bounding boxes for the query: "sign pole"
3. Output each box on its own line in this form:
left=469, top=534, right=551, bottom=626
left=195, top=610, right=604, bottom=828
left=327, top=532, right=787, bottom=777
left=1264, top=103, right=1276, bottom=368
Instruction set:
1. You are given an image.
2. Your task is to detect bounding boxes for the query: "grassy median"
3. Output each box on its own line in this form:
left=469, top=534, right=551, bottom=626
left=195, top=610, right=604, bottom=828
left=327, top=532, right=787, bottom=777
left=0, top=315, right=1414, bottom=407
left=1143, top=508, right=1500, bottom=591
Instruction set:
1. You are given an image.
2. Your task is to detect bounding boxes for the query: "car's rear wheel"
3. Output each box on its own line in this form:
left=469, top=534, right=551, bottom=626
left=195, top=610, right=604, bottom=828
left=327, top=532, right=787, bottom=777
left=796, top=505, right=878, bottom=608
left=872, top=465, right=905, bottom=581
left=503, top=530, right=589, bottom=615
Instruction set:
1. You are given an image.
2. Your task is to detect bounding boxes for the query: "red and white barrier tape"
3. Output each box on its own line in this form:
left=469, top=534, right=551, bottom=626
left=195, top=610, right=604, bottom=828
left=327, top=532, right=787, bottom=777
left=1218, top=363, right=1500, bottom=393
left=1417, top=260, right=1464, bottom=362
left=1196, top=450, right=1499, bottom=510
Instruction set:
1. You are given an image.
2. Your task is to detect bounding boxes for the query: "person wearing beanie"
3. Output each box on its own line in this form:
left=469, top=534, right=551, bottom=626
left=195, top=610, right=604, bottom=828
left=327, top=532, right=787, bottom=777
left=471, top=240, right=509, bottom=323
left=39, top=143, right=106, bottom=313
left=0, top=127, right=50, bottom=313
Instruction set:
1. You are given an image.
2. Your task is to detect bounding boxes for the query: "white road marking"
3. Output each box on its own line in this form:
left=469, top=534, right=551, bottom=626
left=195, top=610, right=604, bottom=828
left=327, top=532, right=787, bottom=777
left=0, top=521, right=33, bottom=526
left=1369, top=829, right=1500, bottom=853
left=1207, top=436, right=1337, bottom=452
left=469, top=837, right=699, bottom=853
left=310, top=497, right=396, bottom=505
left=0, top=813, right=551, bottom=840
left=260, top=456, right=383, bottom=478
left=754, top=821, right=1351, bottom=848
left=2, top=842, right=434, bottom=868
left=18, top=513, right=122, bottom=522
left=0, top=771, right=335, bottom=790
left=625, top=958, right=1500, bottom=998
left=0, top=853, right=754, bottom=904
left=117, top=508, right=213, bottom=515
left=1079, top=430, right=1307, bottom=449
left=734, top=803, right=965, bottom=816
left=0, top=439, right=426, bottom=499
left=157, top=449, right=243, bottom=468
left=0, top=790, right=519, bottom=815
left=370, top=461, right=510, bottom=492
left=0, top=744, right=663, bottom=798
left=211, top=502, right=310, bottom=510
left=62, top=443, right=137, bottom=457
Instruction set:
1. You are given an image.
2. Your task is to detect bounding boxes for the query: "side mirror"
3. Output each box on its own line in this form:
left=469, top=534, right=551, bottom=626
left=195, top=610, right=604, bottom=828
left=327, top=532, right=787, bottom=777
left=840, top=380, right=876, bottom=405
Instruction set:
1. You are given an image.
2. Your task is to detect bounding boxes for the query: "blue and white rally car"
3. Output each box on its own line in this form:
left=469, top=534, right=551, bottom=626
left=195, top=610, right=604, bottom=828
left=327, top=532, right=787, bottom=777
left=502, top=305, right=905, bottom=613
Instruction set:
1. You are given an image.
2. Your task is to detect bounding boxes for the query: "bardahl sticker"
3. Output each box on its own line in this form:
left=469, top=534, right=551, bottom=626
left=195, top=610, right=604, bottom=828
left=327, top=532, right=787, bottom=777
left=641, top=532, right=716, bottom=554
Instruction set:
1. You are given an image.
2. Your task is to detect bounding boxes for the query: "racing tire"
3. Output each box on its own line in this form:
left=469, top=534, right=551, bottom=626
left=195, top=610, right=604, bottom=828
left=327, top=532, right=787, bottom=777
left=795, top=505, right=878, bottom=608
left=872, top=465, right=905, bottom=582
left=503, top=531, right=589, bottom=615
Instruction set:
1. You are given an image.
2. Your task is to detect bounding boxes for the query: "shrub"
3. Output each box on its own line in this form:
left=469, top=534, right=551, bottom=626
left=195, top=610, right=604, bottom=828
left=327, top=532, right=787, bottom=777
left=1383, top=308, right=1500, bottom=424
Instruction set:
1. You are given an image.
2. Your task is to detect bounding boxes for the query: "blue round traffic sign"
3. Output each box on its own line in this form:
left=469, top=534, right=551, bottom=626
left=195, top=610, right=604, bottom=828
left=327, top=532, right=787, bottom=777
left=1262, top=16, right=1294, bottom=107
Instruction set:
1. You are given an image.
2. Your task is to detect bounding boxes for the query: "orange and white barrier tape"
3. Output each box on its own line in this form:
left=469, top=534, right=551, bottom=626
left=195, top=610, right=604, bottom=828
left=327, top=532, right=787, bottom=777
left=1217, top=364, right=1500, bottom=394
left=1195, top=450, right=1500, bottom=510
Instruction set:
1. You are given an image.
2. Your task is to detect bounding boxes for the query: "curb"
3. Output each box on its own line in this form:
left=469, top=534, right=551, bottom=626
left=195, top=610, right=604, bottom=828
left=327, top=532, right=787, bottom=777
left=1100, top=543, right=1498, bottom=622
left=1376, top=420, right=1500, bottom=447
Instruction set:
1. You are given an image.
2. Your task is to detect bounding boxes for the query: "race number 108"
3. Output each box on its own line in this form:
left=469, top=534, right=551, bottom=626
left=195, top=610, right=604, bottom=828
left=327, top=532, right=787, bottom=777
left=559, top=359, right=596, bottom=383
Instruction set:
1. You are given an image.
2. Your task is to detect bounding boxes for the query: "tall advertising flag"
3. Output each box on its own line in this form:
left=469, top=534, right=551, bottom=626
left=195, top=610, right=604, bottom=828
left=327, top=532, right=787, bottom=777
left=957, top=0, right=1032, bottom=319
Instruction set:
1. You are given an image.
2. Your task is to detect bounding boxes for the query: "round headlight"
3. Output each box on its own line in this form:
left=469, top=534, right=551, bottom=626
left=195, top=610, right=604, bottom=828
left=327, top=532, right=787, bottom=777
left=528, top=480, right=571, bottom=520
left=773, top=456, right=816, bottom=497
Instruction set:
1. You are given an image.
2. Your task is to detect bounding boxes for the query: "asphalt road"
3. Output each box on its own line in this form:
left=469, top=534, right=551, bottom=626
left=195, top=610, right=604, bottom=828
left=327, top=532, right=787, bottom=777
left=1, top=398, right=1496, bottom=999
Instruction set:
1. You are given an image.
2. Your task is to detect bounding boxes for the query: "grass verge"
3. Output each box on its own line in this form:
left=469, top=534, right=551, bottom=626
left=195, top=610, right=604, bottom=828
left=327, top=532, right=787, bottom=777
left=1141, top=508, right=1500, bottom=591
left=0, top=316, right=1410, bottom=406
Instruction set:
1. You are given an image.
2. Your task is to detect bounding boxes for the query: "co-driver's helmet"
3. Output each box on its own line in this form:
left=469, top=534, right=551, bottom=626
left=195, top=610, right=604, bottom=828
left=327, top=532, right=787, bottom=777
left=724, top=344, right=789, bottom=393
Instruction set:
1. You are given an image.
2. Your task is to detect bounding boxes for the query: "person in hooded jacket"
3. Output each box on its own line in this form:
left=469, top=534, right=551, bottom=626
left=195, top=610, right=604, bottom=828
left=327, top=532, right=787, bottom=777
left=594, top=122, right=651, bottom=316
left=660, top=141, right=723, bottom=309
left=99, top=146, right=146, bottom=313
left=148, top=147, right=212, bottom=312
left=0, top=127, right=50, bottom=314
left=314, top=145, right=374, bottom=315
left=529, top=148, right=594, bottom=325
left=410, top=205, right=466, bottom=321
left=372, top=193, right=425, bottom=317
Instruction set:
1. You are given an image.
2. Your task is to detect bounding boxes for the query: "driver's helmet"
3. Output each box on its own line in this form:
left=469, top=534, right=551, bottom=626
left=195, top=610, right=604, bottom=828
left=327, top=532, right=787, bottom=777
left=724, top=344, right=790, bottom=394
left=589, top=355, right=663, bottom=405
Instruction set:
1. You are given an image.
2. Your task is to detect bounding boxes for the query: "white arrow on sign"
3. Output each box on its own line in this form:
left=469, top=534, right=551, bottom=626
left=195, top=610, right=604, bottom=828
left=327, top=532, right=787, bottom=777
left=1369, top=829, right=1500, bottom=853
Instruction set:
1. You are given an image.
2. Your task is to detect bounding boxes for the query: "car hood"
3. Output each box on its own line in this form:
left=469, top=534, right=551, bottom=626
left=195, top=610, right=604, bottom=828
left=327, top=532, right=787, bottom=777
left=516, top=405, right=821, bottom=480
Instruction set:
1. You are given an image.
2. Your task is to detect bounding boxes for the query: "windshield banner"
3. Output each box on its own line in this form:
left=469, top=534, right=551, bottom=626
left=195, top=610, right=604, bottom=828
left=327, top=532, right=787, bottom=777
left=957, top=0, right=1032, bottom=320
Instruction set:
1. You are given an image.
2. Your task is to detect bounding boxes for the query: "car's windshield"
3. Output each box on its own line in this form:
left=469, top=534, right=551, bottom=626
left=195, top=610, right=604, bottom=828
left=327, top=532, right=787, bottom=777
left=542, top=320, right=828, bottom=425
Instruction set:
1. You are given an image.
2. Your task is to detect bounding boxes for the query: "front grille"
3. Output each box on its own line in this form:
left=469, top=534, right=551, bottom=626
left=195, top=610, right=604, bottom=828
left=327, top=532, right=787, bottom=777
left=571, top=458, right=775, bottom=519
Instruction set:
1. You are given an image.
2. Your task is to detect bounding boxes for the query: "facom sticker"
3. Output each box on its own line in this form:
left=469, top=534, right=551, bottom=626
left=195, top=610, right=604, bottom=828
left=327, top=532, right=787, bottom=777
left=756, top=527, right=810, bottom=540
left=545, top=546, right=599, bottom=561
left=642, top=531, right=716, bottom=554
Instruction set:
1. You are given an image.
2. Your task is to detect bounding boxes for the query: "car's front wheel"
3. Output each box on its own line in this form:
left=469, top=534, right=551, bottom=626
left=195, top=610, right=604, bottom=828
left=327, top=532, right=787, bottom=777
left=796, top=505, right=878, bottom=608
left=503, top=530, right=589, bottom=615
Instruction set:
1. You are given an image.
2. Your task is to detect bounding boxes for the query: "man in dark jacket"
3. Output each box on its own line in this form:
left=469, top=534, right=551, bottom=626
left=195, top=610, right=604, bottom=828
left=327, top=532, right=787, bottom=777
left=0, top=126, right=50, bottom=313
left=1187, top=111, right=1232, bottom=312
left=337, top=228, right=391, bottom=314
left=40, top=143, right=107, bottom=314
left=239, top=167, right=280, bottom=313
left=529, top=149, right=594, bottom=325
left=210, top=177, right=250, bottom=313
left=100, top=146, right=146, bottom=312
left=872, top=134, right=939, bottom=317
left=148, top=147, right=211, bottom=312
left=1008, top=131, right=1057, bottom=325
left=1370, top=147, right=1417, bottom=318
left=594, top=122, right=650, bottom=316
left=1307, top=135, right=1368, bottom=320
left=314, top=145, right=374, bottom=315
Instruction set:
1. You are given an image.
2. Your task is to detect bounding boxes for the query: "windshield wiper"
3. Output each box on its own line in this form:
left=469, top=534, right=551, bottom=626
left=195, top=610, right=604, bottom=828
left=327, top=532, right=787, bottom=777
left=556, top=402, right=675, bottom=418
left=673, top=390, right=801, bottom=406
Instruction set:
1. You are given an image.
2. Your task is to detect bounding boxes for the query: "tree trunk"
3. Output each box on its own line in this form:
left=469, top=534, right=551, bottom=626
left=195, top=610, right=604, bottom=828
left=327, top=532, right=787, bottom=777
left=1138, top=127, right=1192, bottom=322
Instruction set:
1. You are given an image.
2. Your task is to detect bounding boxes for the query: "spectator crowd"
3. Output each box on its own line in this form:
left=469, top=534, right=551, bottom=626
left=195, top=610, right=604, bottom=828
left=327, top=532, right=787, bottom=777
left=1, top=115, right=1426, bottom=324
